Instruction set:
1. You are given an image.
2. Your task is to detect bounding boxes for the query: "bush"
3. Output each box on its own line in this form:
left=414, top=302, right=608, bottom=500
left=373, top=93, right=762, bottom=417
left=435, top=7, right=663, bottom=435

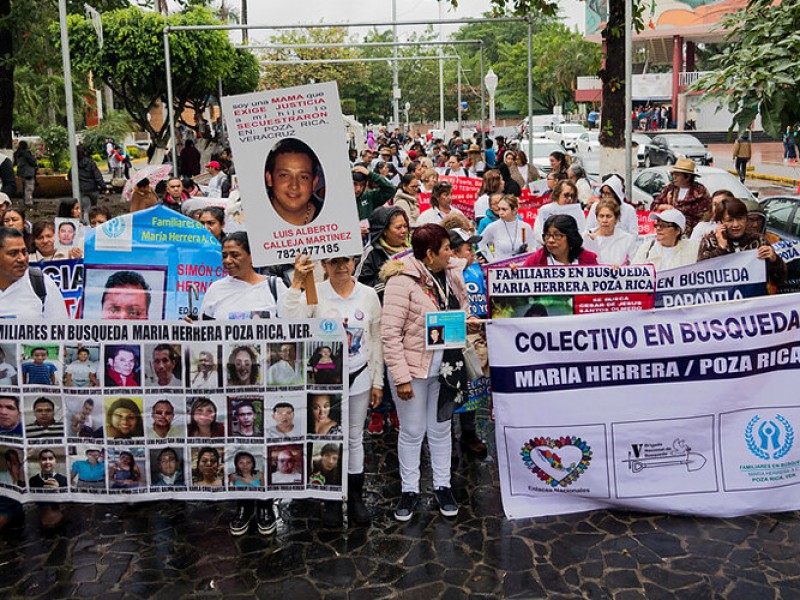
left=126, top=146, right=143, bottom=159
left=38, top=124, right=69, bottom=173
left=79, top=110, right=136, bottom=156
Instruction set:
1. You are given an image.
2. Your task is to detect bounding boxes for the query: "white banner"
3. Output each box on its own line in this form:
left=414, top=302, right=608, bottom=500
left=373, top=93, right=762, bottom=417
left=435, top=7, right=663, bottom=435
left=221, top=82, right=363, bottom=265
left=0, top=319, right=348, bottom=503
left=487, top=293, right=800, bottom=518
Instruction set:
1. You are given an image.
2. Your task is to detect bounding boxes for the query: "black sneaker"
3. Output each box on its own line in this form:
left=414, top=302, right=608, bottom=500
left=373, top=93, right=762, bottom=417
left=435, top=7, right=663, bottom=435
left=434, top=487, right=459, bottom=518
left=256, top=501, right=277, bottom=535
left=393, top=491, right=418, bottom=522
left=229, top=502, right=254, bottom=536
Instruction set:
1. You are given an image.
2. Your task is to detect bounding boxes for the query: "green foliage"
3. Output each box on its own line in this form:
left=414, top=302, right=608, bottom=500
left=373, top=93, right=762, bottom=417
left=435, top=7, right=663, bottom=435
left=80, top=111, right=135, bottom=156
left=690, top=0, right=800, bottom=137
left=38, top=124, right=69, bottom=172
left=63, top=6, right=258, bottom=147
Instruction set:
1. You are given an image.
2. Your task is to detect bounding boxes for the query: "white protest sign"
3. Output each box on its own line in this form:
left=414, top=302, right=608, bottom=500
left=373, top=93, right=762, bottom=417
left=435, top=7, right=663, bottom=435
left=221, top=82, right=362, bottom=266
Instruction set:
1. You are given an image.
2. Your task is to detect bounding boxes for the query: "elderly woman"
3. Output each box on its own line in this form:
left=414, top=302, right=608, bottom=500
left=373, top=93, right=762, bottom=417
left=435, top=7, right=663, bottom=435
left=652, top=158, right=711, bottom=236
left=480, top=194, right=533, bottom=261
left=393, top=173, right=421, bottom=226
left=583, top=198, right=638, bottom=265
left=381, top=223, right=468, bottom=522
left=584, top=175, right=638, bottom=237
left=283, top=252, right=384, bottom=525
left=417, top=181, right=465, bottom=225
left=532, top=180, right=587, bottom=248
left=523, top=214, right=599, bottom=266
left=697, top=197, right=786, bottom=285
left=631, top=209, right=699, bottom=270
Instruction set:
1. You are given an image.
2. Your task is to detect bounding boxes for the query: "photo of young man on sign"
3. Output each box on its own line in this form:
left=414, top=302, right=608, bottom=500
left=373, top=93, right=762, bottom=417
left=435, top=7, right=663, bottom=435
left=264, top=138, right=326, bottom=227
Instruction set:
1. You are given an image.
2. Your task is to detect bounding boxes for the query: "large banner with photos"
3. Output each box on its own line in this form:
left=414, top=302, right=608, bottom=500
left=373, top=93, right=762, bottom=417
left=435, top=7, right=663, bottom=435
left=0, top=319, right=348, bottom=503
left=487, top=293, right=800, bottom=519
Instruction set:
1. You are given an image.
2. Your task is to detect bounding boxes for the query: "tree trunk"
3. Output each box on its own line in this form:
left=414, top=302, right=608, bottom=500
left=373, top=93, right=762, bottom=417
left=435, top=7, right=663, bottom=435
left=599, top=0, right=624, bottom=150
left=0, top=0, right=14, bottom=148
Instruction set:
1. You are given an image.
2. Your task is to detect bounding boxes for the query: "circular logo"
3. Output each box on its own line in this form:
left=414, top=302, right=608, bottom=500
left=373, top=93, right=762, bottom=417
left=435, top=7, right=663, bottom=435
left=320, top=319, right=338, bottom=334
left=102, top=218, right=125, bottom=239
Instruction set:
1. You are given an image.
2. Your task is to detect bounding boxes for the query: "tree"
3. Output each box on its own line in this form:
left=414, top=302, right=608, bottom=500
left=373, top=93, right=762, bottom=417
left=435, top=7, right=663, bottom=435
left=64, top=6, right=258, bottom=148
left=691, top=0, right=799, bottom=138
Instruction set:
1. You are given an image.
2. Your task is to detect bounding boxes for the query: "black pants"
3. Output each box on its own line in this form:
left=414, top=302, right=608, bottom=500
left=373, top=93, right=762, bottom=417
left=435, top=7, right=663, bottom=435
left=735, top=157, right=749, bottom=183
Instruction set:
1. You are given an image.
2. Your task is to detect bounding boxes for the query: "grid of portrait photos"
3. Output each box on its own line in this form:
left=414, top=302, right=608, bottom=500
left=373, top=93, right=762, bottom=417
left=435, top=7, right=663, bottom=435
left=0, top=322, right=348, bottom=503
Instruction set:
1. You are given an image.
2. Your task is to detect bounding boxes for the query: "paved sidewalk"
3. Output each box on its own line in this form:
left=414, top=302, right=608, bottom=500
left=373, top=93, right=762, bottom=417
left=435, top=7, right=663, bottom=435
left=710, top=143, right=800, bottom=190
left=1, top=420, right=799, bottom=599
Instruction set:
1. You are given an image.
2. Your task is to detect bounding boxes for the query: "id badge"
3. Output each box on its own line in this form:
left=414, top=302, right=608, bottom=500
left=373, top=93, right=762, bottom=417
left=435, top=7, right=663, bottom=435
left=425, top=310, right=466, bottom=349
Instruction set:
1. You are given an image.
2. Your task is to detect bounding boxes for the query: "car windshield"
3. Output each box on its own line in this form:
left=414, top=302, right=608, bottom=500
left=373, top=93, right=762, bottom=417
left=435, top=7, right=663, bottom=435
left=563, top=125, right=586, bottom=134
left=585, top=132, right=599, bottom=142
left=667, top=136, right=704, bottom=148
left=531, top=143, right=566, bottom=158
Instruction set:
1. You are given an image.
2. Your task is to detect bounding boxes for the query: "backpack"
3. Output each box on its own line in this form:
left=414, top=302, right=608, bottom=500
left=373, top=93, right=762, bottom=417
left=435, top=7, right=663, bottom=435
left=29, top=267, right=47, bottom=313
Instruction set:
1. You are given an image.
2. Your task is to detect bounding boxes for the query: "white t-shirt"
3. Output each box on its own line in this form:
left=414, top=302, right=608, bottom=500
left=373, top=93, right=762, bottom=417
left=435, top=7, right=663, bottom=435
left=416, top=206, right=466, bottom=226
left=199, top=276, right=287, bottom=320
left=585, top=202, right=638, bottom=237
left=474, top=195, right=490, bottom=222
left=582, top=229, right=638, bottom=266
left=0, top=270, right=68, bottom=320
left=0, top=361, right=16, bottom=385
left=480, top=218, right=534, bottom=261
left=65, top=360, right=97, bottom=387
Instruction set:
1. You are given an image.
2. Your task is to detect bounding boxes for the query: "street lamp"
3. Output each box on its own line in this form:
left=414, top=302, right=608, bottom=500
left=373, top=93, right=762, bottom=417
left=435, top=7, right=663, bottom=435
left=485, top=68, right=498, bottom=137
left=404, top=101, right=411, bottom=133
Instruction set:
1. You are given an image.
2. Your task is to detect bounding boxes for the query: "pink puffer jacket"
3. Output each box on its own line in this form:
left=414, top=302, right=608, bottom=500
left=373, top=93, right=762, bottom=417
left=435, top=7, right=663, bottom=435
left=380, top=254, right=468, bottom=385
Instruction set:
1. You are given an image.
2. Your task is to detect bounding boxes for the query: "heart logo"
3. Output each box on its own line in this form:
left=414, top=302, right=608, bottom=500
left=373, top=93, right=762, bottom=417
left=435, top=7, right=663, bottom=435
left=521, top=436, right=592, bottom=488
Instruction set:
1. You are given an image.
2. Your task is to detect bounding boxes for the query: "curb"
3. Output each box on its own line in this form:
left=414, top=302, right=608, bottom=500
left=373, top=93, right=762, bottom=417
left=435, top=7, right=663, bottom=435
left=725, top=169, right=800, bottom=188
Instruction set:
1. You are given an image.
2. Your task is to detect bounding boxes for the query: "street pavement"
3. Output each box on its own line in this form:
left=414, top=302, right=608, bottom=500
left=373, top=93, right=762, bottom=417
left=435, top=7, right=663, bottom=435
left=1, top=414, right=798, bottom=599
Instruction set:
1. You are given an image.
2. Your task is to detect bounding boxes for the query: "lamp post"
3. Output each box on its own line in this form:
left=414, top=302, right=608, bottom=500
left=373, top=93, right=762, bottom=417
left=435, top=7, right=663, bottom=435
left=484, top=68, right=498, bottom=138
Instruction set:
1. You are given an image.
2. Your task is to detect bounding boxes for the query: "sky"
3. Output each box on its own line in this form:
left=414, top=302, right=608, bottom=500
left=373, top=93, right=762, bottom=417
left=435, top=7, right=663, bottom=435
left=235, top=0, right=585, bottom=45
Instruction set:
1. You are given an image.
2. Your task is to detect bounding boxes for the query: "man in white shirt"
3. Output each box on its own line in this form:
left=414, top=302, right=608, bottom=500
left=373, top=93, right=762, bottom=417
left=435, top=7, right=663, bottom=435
left=0, top=227, right=67, bottom=320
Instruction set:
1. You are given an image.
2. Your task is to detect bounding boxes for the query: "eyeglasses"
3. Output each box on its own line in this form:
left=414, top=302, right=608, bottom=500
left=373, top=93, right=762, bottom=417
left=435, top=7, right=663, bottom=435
left=653, top=221, right=677, bottom=229
left=561, top=192, right=577, bottom=199
left=543, top=232, right=566, bottom=241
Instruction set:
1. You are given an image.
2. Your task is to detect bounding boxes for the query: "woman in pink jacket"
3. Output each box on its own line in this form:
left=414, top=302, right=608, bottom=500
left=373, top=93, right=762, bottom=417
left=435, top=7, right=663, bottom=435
left=380, top=224, right=468, bottom=522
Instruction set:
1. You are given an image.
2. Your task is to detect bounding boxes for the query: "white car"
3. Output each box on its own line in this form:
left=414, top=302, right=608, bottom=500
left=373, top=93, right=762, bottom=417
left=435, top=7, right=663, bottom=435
left=575, top=131, right=600, bottom=153
left=546, top=123, right=588, bottom=152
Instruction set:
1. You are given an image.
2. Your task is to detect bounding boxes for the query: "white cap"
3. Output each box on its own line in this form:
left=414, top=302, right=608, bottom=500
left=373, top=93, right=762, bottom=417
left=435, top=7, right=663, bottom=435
left=649, top=208, right=686, bottom=232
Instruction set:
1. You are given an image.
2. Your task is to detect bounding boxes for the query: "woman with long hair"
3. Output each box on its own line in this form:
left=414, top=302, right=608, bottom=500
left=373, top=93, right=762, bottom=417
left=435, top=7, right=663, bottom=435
left=106, top=398, right=144, bottom=439
left=393, top=173, right=421, bottom=226
left=187, top=397, right=225, bottom=438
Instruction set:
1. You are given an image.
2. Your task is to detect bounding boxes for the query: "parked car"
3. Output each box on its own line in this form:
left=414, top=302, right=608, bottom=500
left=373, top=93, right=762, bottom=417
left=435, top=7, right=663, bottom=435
left=546, top=123, right=588, bottom=152
left=632, top=133, right=650, bottom=167
left=631, top=166, right=755, bottom=209
left=523, top=140, right=567, bottom=174
left=575, top=131, right=600, bottom=153
left=516, top=114, right=562, bottom=139
left=759, top=195, right=800, bottom=242
left=643, top=134, right=713, bottom=167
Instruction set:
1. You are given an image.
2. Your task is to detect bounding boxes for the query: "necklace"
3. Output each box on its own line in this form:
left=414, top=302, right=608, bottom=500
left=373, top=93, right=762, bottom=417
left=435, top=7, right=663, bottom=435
left=502, top=219, right=518, bottom=251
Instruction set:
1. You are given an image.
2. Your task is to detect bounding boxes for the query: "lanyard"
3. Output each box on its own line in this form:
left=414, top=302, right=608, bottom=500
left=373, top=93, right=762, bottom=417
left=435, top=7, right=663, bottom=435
left=423, top=265, right=451, bottom=310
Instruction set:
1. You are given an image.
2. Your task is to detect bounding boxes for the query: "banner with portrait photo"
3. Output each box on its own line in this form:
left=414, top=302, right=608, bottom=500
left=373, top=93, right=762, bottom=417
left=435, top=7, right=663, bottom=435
left=773, top=239, right=800, bottom=295
left=0, top=318, right=348, bottom=503
left=655, top=250, right=767, bottom=309
left=82, top=205, right=222, bottom=321
left=488, top=265, right=656, bottom=318
left=486, top=293, right=800, bottom=519
left=220, top=82, right=362, bottom=266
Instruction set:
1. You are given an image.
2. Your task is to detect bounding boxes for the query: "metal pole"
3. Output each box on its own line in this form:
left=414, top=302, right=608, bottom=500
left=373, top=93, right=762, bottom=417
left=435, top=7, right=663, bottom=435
left=391, top=0, right=400, bottom=128
left=527, top=15, right=534, bottom=164
left=479, top=46, right=485, bottom=144
left=625, top=0, right=633, bottom=195
left=59, top=0, right=80, bottom=201
left=457, top=59, right=462, bottom=132
left=259, top=55, right=460, bottom=66
left=243, top=39, right=484, bottom=50
left=218, top=77, right=227, bottom=145
left=164, top=28, right=178, bottom=169
left=438, top=1, right=445, bottom=132
left=241, top=0, right=248, bottom=44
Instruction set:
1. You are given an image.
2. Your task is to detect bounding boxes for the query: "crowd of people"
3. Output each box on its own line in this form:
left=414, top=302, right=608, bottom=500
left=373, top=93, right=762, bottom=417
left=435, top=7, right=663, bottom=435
left=0, top=124, right=788, bottom=536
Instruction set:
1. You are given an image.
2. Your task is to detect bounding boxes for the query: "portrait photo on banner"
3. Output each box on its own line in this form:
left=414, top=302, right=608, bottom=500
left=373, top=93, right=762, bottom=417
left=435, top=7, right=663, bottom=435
left=82, top=265, right=168, bottom=320
left=264, top=137, right=326, bottom=227
left=0, top=344, right=19, bottom=387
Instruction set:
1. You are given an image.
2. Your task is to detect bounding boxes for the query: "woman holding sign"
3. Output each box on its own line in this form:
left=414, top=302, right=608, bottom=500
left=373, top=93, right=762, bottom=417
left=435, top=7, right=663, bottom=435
left=282, top=253, right=383, bottom=527
left=522, top=214, right=598, bottom=266
left=381, top=224, right=468, bottom=522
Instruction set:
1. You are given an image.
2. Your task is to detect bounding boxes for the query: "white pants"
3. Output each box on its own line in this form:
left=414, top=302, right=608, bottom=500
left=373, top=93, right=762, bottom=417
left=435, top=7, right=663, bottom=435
left=348, top=388, right=370, bottom=475
left=390, top=375, right=452, bottom=493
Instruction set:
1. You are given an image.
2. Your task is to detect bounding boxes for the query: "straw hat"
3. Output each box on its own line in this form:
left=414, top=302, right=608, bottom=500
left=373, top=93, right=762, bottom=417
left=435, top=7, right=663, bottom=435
left=670, top=157, right=698, bottom=176
left=467, top=144, right=481, bottom=153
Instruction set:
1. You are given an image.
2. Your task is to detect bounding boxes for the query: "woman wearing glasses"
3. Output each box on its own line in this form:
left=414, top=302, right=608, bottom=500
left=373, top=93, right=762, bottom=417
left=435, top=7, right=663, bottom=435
left=532, top=180, right=587, bottom=248
left=631, top=209, right=698, bottom=270
left=584, top=175, right=639, bottom=236
left=393, top=173, right=422, bottom=226
left=523, top=214, right=598, bottom=266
